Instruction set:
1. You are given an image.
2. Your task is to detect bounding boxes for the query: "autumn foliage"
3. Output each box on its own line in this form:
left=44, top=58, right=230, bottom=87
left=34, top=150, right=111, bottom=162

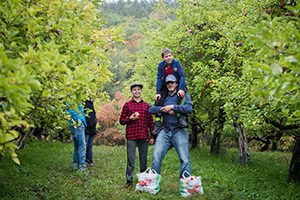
left=94, top=92, right=125, bottom=146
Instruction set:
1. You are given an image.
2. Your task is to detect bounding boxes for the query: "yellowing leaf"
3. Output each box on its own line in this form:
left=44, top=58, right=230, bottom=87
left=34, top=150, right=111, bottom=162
left=9, top=130, right=19, bottom=138
left=12, top=156, right=20, bottom=165
left=11, top=152, right=18, bottom=158
left=2, top=134, right=16, bottom=143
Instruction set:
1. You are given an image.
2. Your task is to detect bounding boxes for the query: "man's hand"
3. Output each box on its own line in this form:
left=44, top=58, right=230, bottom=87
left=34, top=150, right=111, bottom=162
left=177, top=90, right=185, bottom=98
left=168, top=110, right=175, bottom=115
left=149, top=138, right=155, bottom=145
left=161, top=105, right=174, bottom=113
left=154, top=94, right=161, bottom=102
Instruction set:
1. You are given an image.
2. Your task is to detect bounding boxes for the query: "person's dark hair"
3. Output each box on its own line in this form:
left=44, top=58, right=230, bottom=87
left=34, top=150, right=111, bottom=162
left=161, top=48, right=173, bottom=58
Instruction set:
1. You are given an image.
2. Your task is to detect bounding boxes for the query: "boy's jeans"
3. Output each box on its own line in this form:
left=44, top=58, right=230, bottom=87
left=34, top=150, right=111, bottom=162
left=126, top=139, right=149, bottom=183
left=70, top=124, right=86, bottom=171
left=152, top=128, right=191, bottom=178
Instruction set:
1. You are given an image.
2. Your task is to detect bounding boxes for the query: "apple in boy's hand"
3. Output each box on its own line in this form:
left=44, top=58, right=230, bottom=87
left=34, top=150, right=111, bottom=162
left=131, top=112, right=140, bottom=120
left=133, top=112, right=140, bottom=118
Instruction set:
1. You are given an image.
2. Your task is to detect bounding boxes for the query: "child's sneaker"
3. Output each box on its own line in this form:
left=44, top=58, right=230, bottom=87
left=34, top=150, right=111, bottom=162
left=86, top=160, right=94, bottom=167
left=89, top=162, right=94, bottom=167
left=73, top=163, right=79, bottom=172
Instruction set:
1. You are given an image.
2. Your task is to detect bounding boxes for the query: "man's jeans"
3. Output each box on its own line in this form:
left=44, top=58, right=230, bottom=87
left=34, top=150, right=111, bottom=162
left=152, top=128, right=191, bottom=178
left=126, top=139, right=148, bottom=183
left=70, top=125, right=86, bottom=171
left=85, top=134, right=94, bottom=164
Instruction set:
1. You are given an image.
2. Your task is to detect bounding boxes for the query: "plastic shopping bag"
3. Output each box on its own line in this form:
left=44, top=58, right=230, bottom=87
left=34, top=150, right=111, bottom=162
left=179, top=171, right=204, bottom=197
left=135, top=168, right=161, bottom=194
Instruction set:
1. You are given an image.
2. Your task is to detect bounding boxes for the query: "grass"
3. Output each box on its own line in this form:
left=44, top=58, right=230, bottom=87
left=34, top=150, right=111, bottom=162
left=0, top=141, right=300, bottom=200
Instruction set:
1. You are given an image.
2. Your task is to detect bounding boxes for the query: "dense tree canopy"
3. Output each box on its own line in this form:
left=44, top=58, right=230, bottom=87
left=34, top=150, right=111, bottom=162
left=120, top=0, right=299, bottom=180
left=0, top=0, right=123, bottom=163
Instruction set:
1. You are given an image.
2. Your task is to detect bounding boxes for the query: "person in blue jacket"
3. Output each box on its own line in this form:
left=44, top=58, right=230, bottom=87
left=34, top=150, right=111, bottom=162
left=149, top=74, right=192, bottom=180
left=67, top=104, right=87, bottom=171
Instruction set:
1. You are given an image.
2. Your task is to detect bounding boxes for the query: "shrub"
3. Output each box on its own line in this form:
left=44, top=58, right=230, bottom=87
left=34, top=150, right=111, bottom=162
left=95, top=92, right=125, bottom=145
left=94, top=128, right=125, bottom=146
left=96, top=92, right=125, bottom=131
left=278, top=136, right=295, bottom=152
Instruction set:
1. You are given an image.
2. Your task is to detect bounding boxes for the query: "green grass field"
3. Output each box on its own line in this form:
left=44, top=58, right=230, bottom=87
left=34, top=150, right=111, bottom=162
left=0, top=141, right=299, bottom=200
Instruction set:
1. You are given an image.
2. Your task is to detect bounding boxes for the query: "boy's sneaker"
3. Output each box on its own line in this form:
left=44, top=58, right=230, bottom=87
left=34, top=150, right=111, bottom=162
left=126, top=181, right=133, bottom=188
left=153, top=121, right=163, bottom=135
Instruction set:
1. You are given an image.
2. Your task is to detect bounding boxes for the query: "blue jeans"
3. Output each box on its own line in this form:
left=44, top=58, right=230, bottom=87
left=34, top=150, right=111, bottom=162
left=152, top=128, right=191, bottom=178
left=85, top=134, right=94, bottom=164
left=70, top=125, right=86, bottom=171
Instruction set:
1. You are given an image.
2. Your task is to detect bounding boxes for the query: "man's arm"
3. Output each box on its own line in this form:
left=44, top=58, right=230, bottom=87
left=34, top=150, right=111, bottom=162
left=173, top=94, right=193, bottom=114
left=149, top=104, right=163, bottom=114
left=147, top=104, right=155, bottom=141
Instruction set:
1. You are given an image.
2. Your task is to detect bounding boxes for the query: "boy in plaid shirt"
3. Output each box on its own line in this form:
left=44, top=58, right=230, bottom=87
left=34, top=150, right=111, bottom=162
left=119, top=83, right=154, bottom=188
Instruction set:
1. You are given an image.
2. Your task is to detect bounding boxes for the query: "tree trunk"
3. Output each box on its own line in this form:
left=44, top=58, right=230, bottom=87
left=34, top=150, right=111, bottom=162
left=271, top=140, right=277, bottom=151
left=210, top=131, right=221, bottom=154
left=288, top=135, right=300, bottom=182
left=210, top=107, right=225, bottom=154
left=271, top=131, right=283, bottom=151
left=249, top=131, right=282, bottom=151
left=233, top=119, right=250, bottom=164
left=17, top=127, right=35, bottom=149
left=260, top=138, right=270, bottom=151
left=190, top=116, right=199, bottom=148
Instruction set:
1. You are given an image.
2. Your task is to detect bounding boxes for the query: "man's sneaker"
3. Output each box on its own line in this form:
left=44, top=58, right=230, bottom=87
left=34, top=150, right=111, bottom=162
left=153, top=121, right=163, bottom=135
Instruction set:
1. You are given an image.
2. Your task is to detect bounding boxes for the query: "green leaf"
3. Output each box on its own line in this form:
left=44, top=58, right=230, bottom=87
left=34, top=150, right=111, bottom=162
left=271, top=63, right=282, bottom=75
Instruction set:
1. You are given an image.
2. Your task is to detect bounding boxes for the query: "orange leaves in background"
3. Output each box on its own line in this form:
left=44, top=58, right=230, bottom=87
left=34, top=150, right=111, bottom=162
left=96, top=92, right=125, bottom=130
left=95, top=92, right=126, bottom=145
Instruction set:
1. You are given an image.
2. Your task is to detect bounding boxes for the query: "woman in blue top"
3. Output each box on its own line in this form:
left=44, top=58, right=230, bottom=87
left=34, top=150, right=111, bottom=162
left=67, top=104, right=87, bottom=171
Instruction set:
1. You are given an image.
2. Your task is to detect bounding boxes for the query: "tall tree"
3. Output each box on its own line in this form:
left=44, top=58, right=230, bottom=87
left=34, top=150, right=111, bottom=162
left=0, top=0, right=123, bottom=163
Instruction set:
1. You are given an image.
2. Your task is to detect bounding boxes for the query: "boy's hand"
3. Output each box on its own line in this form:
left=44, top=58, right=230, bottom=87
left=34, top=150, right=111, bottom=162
left=130, top=112, right=140, bottom=120
left=154, top=94, right=161, bottom=102
left=177, top=90, right=185, bottom=97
